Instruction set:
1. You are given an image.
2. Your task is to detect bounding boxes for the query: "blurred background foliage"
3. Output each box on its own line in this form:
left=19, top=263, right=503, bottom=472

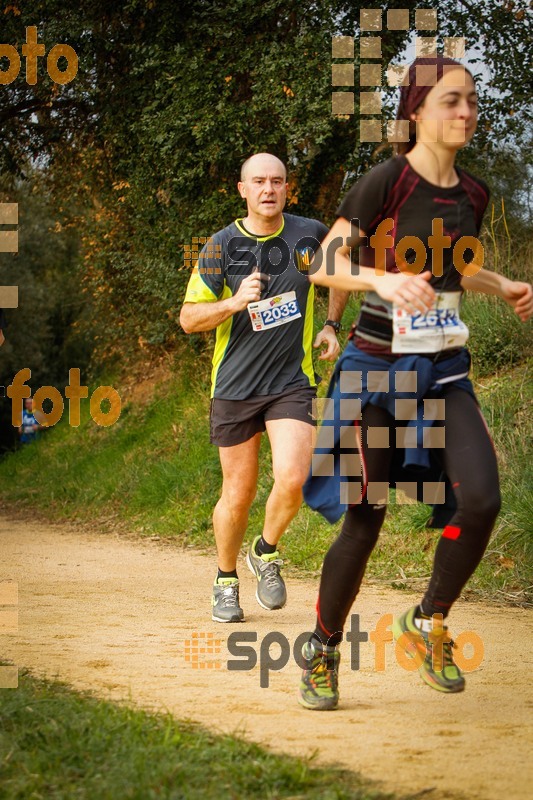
left=0, top=1, right=530, bottom=591
left=0, top=0, right=531, bottom=397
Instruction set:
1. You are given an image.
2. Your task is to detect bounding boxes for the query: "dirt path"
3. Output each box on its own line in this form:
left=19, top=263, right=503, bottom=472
left=2, top=515, right=532, bottom=800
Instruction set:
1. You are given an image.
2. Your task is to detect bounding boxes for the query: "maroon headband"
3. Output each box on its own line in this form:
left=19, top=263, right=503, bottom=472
left=396, top=57, right=472, bottom=121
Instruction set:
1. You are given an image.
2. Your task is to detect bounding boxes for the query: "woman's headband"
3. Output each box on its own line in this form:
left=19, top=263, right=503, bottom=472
left=396, top=56, right=472, bottom=121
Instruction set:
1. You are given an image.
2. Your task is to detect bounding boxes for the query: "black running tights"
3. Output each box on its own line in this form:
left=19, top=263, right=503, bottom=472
left=314, top=388, right=501, bottom=645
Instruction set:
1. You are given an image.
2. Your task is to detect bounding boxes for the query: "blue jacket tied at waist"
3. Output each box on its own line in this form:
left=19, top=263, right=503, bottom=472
left=303, top=343, right=474, bottom=526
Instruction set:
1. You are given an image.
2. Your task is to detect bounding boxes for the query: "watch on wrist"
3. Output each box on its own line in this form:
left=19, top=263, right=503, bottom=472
left=324, top=319, right=341, bottom=334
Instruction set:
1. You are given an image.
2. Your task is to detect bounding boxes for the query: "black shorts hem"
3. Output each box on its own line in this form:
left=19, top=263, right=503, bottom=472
left=210, top=386, right=316, bottom=447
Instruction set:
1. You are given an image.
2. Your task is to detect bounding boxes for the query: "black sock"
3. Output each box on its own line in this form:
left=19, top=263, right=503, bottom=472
left=256, top=536, right=277, bottom=556
left=217, top=568, right=238, bottom=581
left=311, top=632, right=325, bottom=648
left=417, top=604, right=448, bottom=621
left=312, top=630, right=342, bottom=648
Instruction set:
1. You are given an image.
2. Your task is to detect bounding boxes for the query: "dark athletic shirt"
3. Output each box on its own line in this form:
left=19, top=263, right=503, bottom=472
left=337, top=155, right=489, bottom=354
left=183, top=213, right=328, bottom=399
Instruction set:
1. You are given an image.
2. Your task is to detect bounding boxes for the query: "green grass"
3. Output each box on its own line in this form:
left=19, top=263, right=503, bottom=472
left=0, top=669, right=392, bottom=800
left=461, top=291, right=531, bottom=376
left=0, top=292, right=531, bottom=603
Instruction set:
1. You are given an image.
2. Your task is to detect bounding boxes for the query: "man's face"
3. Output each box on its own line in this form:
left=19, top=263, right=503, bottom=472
left=24, top=399, right=33, bottom=411
left=238, top=157, right=288, bottom=221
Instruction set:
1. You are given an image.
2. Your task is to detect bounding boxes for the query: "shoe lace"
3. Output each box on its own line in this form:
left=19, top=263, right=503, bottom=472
left=219, top=585, right=239, bottom=607
left=309, top=653, right=338, bottom=690
left=312, top=656, right=337, bottom=691
left=442, top=638, right=458, bottom=668
left=427, top=627, right=459, bottom=671
left=258, top=558, right=284, bottom=588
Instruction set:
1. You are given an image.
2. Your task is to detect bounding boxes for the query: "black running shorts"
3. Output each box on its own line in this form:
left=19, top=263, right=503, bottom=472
left=210, top=386, right=317, bottom=447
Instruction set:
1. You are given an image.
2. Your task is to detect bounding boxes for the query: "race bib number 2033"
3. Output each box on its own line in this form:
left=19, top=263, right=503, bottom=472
left=248, top=291, right=301, bottom=332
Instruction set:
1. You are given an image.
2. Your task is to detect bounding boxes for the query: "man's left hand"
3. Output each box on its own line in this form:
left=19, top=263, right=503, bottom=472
left=313, top=327, right=340, bottom=361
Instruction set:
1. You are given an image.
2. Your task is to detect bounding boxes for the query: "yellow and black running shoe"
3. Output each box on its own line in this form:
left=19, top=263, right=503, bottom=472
left=298, top=639, right=340, bottom=710
left=393, top=606, right=465, bottom=693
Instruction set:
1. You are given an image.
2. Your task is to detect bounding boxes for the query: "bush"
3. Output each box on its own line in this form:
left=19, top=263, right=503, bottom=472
left=461, top=292, right=531, bottom=377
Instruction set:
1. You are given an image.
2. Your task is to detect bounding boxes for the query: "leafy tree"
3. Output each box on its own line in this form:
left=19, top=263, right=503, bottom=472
left=0, top=0, right=530, bottom=364
left=0, top=173, right=90, bottom=452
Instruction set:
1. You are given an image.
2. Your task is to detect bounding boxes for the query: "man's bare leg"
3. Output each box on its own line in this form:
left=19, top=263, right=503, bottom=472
left=262, top=418, right=314, bottom=545
left=245, top=418, right=314, bottom=610
left=213, top=433, right=262, bottom=571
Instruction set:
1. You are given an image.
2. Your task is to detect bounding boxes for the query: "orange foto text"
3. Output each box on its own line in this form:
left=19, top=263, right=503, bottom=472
left=6, top=368, right=121, bottom=428
left=347, top=217, right=484, bottom=277
left=0, top=26, right=78, bottom=86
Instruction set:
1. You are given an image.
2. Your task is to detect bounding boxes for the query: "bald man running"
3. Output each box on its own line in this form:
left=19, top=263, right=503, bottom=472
left=180, top=153, right=348, bottom=622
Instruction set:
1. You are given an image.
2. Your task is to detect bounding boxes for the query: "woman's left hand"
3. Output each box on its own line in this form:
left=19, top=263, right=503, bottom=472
left=503, top=281, right=533, bottom=322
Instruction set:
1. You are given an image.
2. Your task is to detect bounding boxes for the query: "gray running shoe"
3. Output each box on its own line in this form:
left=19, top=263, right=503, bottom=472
left=211, top=578, right=244, bottom=623
left=246, top=535, right=287, bottom=610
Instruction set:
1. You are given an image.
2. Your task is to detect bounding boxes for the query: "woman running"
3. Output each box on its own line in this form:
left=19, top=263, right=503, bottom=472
left=298, top=56, right=533, bottom=709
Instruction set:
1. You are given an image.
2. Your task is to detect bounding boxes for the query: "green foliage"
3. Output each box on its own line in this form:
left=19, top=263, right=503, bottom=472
left=460, top=210, right=533, bottom=377
left=0, top=174, right=91, bottom=453
left=0, top=670, right=391, bottom=799
left=0, top=175, right=90, bottom=386
left=476, top=363, right=533, bottom=563
left=76, top=0, right=411, bottom=355
left=1, top=1, right=531, bottom=362
left=461, top=292, right=531, bottom=377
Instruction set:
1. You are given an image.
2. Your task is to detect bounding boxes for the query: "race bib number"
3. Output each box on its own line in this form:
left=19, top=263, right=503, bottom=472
left=392, top=292, right=469, bottom=354
left=248, top=291, right=301, bottom=331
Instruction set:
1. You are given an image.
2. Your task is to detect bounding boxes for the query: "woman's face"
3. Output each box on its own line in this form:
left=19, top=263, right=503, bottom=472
left=413, top=68, right=478, bottom=149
